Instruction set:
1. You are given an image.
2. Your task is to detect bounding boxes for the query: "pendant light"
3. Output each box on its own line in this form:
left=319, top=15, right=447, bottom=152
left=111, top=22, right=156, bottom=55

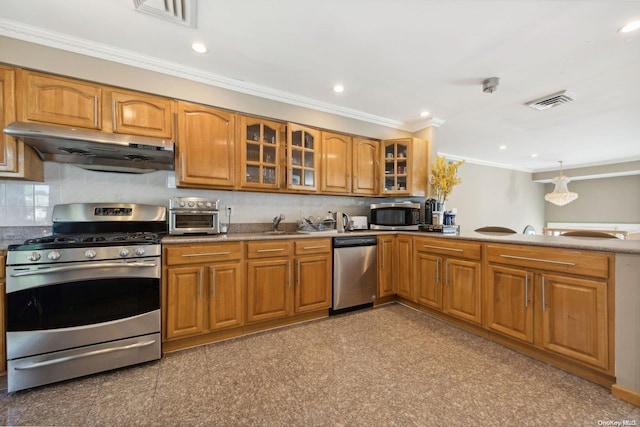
left=544, top=161, right=578, bottom=206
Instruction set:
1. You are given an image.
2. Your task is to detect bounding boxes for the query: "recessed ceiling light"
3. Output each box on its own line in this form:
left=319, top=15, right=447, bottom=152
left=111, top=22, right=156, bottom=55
left=191, top=42, right=208, bottom=53
left=531, top=153, right=539, bottom=158
left=420, top=111, right=430, bottom=118
left=499, top=145, right=507, bottom=150
left=333, top=84, right=344, bottom=93
left=619, top=20, right=640, bottom=33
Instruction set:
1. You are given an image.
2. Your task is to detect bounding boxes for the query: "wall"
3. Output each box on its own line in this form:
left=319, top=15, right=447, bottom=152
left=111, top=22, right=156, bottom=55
left=444, top=162, right=546, bottom=234
left=545, top=175, right=640, bottom=224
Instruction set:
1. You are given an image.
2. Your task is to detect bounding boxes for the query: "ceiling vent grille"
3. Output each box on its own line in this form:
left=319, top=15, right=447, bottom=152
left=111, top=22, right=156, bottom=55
left=133, top=0, right=197, bottom=28
left=526, top=90, right=575, bottom=111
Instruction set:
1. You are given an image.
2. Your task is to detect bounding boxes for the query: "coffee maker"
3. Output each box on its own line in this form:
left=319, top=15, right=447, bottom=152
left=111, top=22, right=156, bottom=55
left=424, top=199, right=437, bottom=224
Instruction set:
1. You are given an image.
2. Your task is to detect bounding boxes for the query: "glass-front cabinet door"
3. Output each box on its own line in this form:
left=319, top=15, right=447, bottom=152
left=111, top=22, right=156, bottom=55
left=382, top=139, right=411, bottom=195
left=239, top=116, right=283, bottom=190
left=287, top=123, right=319, bottom=192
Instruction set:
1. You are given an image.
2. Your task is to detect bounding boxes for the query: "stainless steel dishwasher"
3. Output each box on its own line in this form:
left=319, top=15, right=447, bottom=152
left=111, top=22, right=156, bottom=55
left=332, top=235, right=378, bottom=313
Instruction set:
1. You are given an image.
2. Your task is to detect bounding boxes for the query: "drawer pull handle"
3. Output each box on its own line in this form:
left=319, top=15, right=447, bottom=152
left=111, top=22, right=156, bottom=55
left=257, top=248, right=285, bottom=253
left=183, top=251, right=230, bottom=257
left=422, top=244, right=464, bottom=253
left=303, top=245, right=326, bottom=250
left=500, top=254, right=576, bottom=266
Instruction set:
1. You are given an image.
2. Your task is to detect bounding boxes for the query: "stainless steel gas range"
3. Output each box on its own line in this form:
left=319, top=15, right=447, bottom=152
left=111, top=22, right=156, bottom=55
left=5, top=203, right=166, bottom=392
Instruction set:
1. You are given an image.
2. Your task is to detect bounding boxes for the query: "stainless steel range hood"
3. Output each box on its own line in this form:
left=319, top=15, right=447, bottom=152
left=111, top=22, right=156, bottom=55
left=4, top=122, right=175, bottom=173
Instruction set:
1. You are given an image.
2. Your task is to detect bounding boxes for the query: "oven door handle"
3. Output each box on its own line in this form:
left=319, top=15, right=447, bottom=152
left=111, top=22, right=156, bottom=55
left=14, top=340, right=157, bottom=371
left=10, top=261, right=158, bottom=277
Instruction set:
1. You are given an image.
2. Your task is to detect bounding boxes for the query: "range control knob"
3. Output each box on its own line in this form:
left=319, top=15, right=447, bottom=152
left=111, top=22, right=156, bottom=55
left=28, top=252, right=41, bottom=262
left=197, top=201, right=203, bottom=208
left=179, top=201, right=186, bottom=207
left=135, top=247, right=146, bottom=256
left=119, top=248, right=130, bottom=257
left=47, top=250, right=61, bottom=261
left=205, top=202, right=213, bottom=208
left=85, top=249, right=97, bottom=259
left=188, top=201, right=195, bottom=208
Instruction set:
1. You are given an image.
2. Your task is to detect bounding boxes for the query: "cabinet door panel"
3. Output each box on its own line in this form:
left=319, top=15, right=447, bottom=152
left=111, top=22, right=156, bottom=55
left=377, top=236, right=395, bottom=297
left=246, top=259, right=291, bottom=323
left=445, top=259, right=482, bottom=324
left=415, top=252, right=442, bottom=309
left=486, top=265, right=533, bottom=343
left=20, top=71, right=101, bottom=129
left=295, top=254, right=331, bottom=313
left=541, top=273, right=608, bottom=369
left=165, top=266, right=205, bottom=339
left=321, top=132, right=351, bottom=193
left=177, top=101, right=235, bottom=188
left=208, top=262, right=243, bottom=330
left=110, top=90, right=174, bottom=138
left=353, top=137, right=378, bottom=195
left=287, top=124, right=319, bottom=191
left=395, top=236, right=414, bottom=301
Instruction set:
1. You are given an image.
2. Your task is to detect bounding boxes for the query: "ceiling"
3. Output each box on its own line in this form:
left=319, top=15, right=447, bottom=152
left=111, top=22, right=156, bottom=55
left=1, top=0, right=639, bottom=173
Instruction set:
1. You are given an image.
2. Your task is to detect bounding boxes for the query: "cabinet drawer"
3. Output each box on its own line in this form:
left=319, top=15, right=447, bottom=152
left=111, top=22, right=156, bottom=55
left=164, top=242, right=242, bottom=265
left=486, top=244, right=610, bottom=279
left=247, top=240, right=292, bottom=259
left=414, top=237, right=481, bottom=260
left=294, top=238, right=331, bottom=255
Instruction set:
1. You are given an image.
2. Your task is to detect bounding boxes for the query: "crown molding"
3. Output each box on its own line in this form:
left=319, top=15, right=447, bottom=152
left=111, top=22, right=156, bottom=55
left=0, top=18, right=416, bottom=131
left=437, top=152, right=534, bottom=173
left=410, top=117, right=446, bottom=132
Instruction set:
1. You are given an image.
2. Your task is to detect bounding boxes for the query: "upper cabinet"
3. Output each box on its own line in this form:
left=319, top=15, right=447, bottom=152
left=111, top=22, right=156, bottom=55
left=352, top=137, right=379, bottom=195
left=321, top=131, right=352, bottom=194
left=0, top=66, right=43, bottom=181
left=17, top=70, right=102, bottom=129
left=16, top=69, right=175, bottom=139
left=239, top=115, right=284, bottom=190
left=381, top=137, right=430, bottom=196
left=287, top=124, right=319, bottom=192
left=176, top=101, right=236, bottom=188
left=106, top=89, right=174, bottom=139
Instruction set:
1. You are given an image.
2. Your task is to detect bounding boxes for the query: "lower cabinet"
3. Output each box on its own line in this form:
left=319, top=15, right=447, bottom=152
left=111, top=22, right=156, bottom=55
left=163, top=242, right=243, bottom=341
left=377, top=235, right=395, bottom=298
left=486, top=243, right=612, bottom=371
left=1, top=252, right=6, bottom=374
left=395, top=235, right=414, bottom=301
left=246, top=238, right=332, bottom=323
left=413, top=237, right=482, bottom=325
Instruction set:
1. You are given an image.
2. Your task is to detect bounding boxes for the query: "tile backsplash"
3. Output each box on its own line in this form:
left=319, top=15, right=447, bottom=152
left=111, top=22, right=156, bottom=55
left=0, top=162, right=374, bottom=226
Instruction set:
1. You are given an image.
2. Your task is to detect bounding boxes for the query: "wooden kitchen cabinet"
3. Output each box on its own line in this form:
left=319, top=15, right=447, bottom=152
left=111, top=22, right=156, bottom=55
left=414, top=237, right=482, bottom=325
left=239, top=115, right=284, bottom=190
left=0, top=66, right=43, bottom=181
left=163, top=242, right=244, bottom=341
left=321, top=131, right=352, bottom=194
left=286, top=123, right=319, bottom=192
left=486, top=243, right=612, bottom=371
left=381, top=137, right=430, bottom=196
left=377, top=235, right=395, bottom=297
left=17, top=69, right=102, bottom=129
left=293, top=239, right=332, bottom=313
left=352, top=137, right=379, bottom=195
left=106, top=89, right=174, bottom=139
left=176, top=101, right=236, bottom=188
left=395, top=235, right=415, bottom=301
left=246, top=240, right=293, bottom=323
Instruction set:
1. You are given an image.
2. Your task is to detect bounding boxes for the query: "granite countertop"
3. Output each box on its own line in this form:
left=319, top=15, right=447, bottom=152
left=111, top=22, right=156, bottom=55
left=4, top=229, right=640, bottom=254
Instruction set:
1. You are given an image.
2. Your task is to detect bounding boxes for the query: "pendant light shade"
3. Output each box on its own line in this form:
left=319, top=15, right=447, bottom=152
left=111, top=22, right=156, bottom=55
left=544, top=161, right=578, bottom=206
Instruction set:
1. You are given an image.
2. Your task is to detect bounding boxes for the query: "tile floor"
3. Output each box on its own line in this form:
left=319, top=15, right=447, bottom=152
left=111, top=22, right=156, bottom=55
left=1, top=303, right=639, bottom=426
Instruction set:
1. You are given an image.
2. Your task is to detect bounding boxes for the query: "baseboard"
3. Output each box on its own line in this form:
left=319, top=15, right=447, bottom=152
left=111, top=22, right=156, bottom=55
left=612, top=384, right=640, bottom=407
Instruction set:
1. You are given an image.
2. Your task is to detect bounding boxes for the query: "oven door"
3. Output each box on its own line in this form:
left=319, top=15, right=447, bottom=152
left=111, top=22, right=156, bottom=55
left=169, top=210, right=219, bottom=235
left=6, top=258, right=160, bottom=360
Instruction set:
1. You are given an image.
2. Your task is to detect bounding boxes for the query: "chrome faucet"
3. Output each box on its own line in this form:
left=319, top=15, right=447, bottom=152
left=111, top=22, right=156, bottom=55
left=272, top=214, right=285, bottom=231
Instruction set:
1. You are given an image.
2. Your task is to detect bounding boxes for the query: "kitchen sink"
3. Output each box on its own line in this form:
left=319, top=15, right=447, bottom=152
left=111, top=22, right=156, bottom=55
left=262, top=230, right=310, bottom=235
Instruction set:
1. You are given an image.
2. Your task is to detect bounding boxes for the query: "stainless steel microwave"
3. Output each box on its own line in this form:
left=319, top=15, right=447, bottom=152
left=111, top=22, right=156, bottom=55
left=370, top=202, right=421, bottom=230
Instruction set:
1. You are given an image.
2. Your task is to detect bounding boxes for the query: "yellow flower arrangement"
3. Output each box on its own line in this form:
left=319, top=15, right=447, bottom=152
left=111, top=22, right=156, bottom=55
left=430, top=156, right=465, bottom=204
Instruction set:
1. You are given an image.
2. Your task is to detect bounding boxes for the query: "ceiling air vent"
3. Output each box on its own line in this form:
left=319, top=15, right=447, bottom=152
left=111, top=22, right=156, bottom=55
left=526, top=90, right=575, bottom=111
left=133, top=0, right=197, bottom=28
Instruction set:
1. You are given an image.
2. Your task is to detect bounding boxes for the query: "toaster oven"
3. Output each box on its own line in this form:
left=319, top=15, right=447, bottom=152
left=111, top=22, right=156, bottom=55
left=168, top=196, right=220, bottom=235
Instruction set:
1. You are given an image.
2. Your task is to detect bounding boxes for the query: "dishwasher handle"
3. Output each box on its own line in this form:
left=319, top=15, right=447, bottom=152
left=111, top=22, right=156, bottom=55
left=333, top=236, right=378, bottom=248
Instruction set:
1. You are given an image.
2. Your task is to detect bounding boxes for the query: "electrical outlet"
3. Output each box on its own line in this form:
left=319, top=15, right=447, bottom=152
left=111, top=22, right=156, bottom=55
left=227, top=206, right=233, bottom=216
